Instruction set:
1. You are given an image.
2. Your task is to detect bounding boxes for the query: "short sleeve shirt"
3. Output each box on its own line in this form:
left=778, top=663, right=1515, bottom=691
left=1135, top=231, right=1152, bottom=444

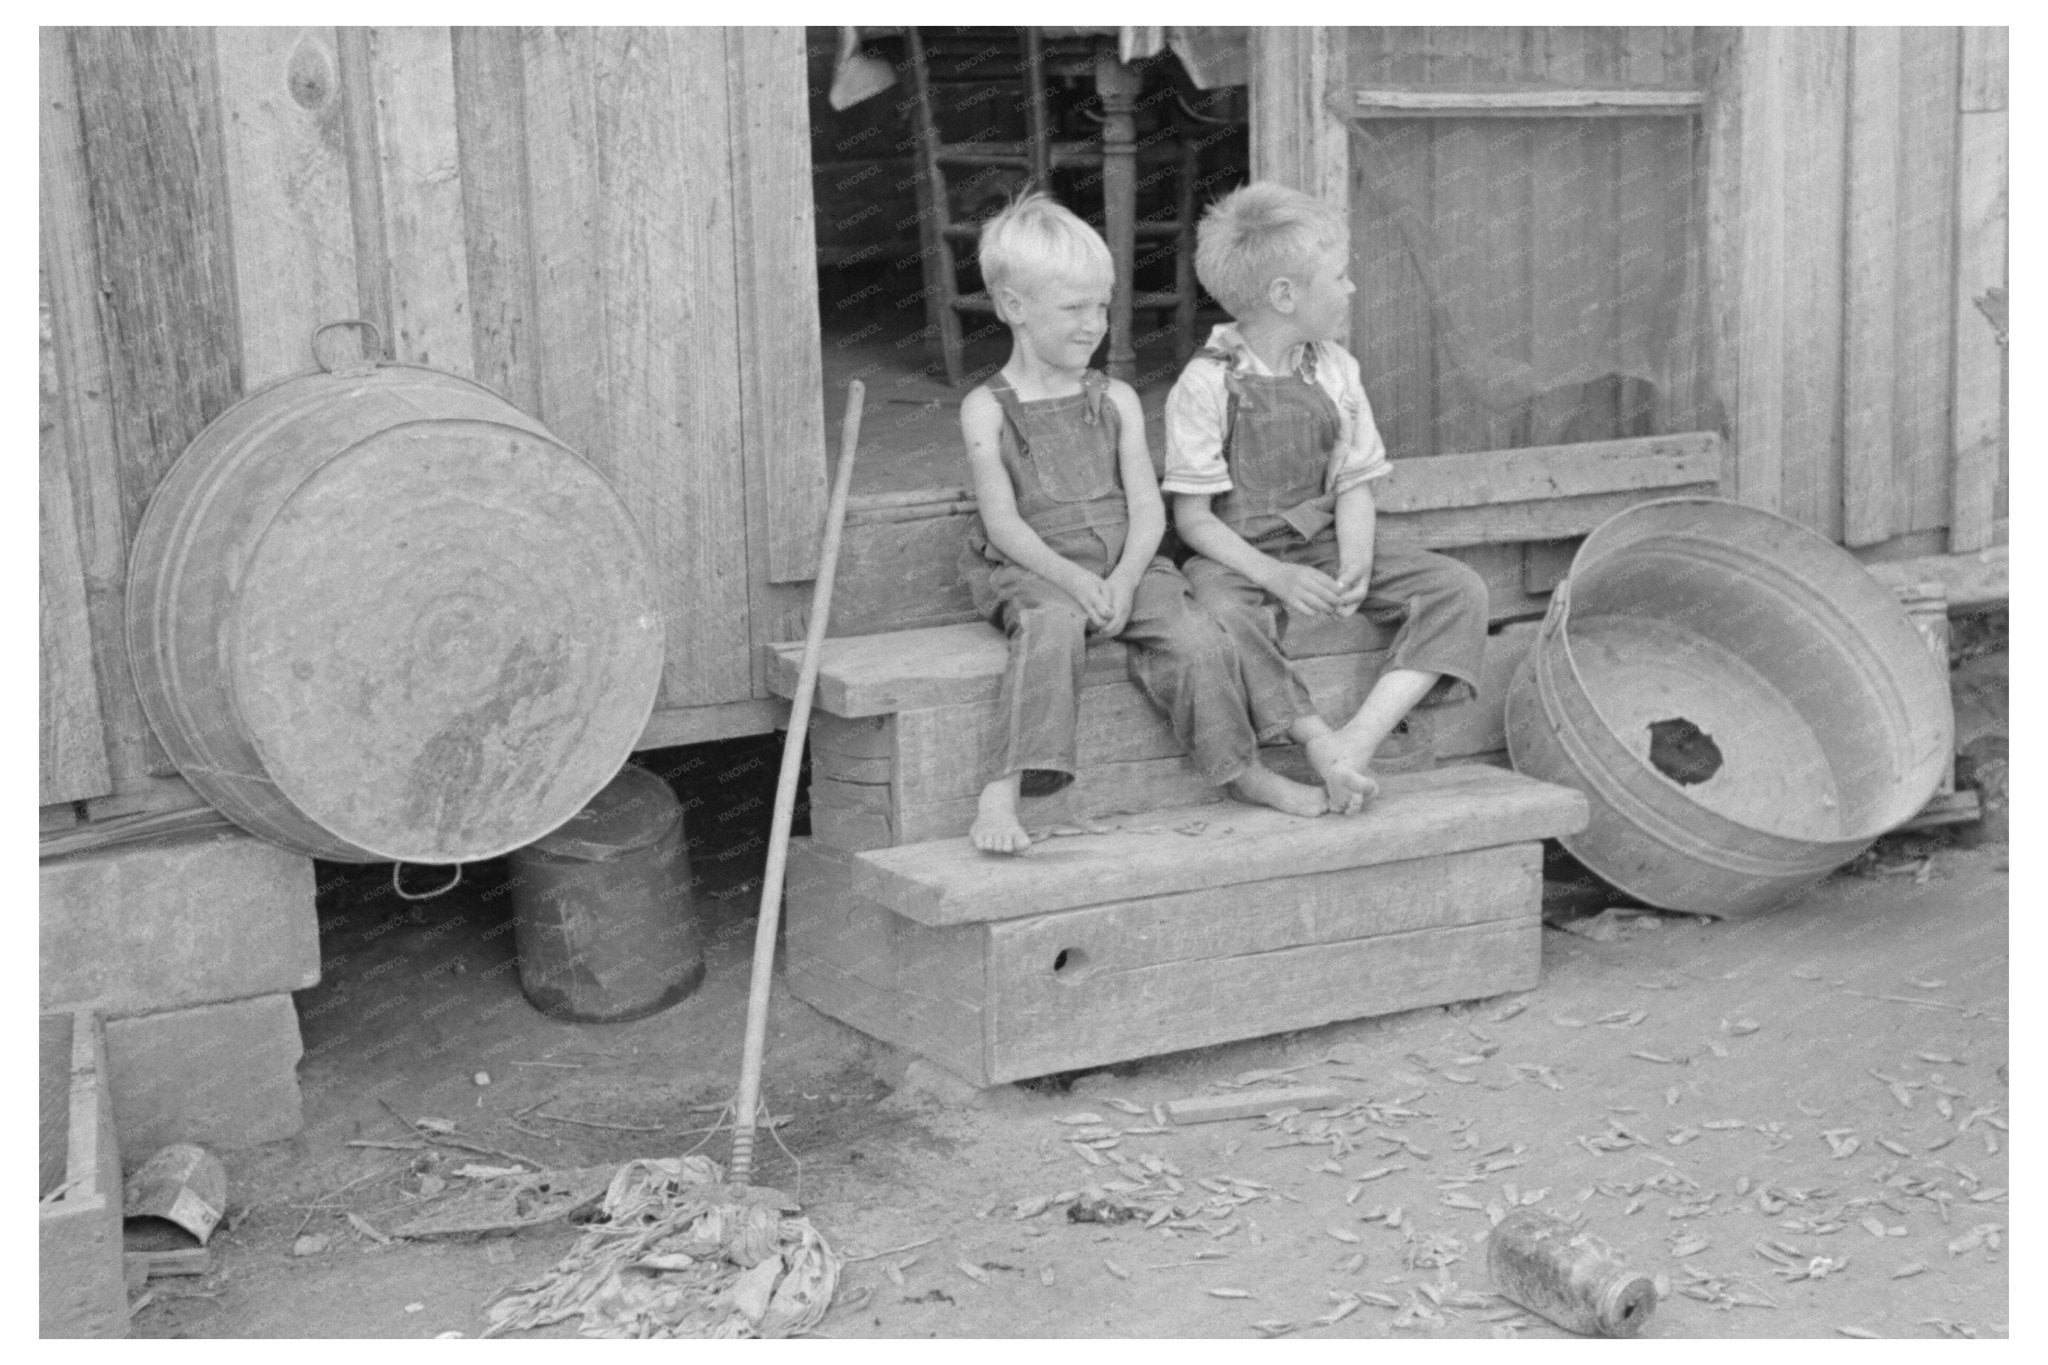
left=1161, top=322, right=1392, bottom=498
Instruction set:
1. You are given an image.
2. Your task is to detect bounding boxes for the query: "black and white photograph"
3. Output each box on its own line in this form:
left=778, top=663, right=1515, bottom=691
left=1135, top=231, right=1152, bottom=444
left=35, top=18, right=2011, bottom=1342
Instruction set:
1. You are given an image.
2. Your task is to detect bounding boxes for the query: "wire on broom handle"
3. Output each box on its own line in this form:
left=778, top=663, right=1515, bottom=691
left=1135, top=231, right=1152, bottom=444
left=730, top=379, right=866, bottom=1188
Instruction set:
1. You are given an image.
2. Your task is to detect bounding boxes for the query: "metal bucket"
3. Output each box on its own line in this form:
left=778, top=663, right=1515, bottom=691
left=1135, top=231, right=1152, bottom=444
left=509, top=765, right=704, bottom=1023
left=125, top=330, right=665, bottom=863
left=1504, top=498, right=1953, bottom=917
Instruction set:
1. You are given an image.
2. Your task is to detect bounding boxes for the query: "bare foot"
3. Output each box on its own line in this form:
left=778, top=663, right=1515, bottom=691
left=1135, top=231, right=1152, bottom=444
left=1227, top=760, right=1327, bottom=818
left=971, top=776, right=1033, bottom=855
left=1306, top=733, right=1379, bottom=815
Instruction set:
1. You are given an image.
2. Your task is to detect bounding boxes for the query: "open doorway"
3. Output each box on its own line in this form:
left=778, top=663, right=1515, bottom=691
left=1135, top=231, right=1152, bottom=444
left=802, top=27, right=1251, bottom=497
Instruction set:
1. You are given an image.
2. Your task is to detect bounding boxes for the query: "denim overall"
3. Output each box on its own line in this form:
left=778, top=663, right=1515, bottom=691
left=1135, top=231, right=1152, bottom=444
left=966, top=369, right=1128, bottom=582
left=966, top=371, right=1264, bottom=794
left=1203, top=343, right=1344, bottom=546
left=1184, top=343, right=1488, bottom=738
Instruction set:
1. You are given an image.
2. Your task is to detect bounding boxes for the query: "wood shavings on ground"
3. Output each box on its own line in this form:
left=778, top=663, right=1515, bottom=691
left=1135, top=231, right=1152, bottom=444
left=481, top=1157, right=838, bottom=1340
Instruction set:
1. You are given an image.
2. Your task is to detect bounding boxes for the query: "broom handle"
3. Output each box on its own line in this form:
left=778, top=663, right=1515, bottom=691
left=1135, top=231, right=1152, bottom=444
left=730, top=380, right=865, bottom=1187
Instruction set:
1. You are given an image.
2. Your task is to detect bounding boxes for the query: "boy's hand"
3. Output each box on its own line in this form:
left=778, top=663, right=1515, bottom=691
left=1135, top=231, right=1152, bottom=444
left=1261, top=562, right=1345, bottom=619
left=1334, top=563, right=1372, bottom=617
left=1098, top=574, right=1138, bottom=638
left=1068, top=572, right=1118, bottom=631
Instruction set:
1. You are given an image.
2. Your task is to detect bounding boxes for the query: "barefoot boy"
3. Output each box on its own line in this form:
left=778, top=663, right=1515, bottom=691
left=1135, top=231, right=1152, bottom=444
left=1165, top=183, right=1487, bottom=815
left=960, top=192, right=1327, bottom=853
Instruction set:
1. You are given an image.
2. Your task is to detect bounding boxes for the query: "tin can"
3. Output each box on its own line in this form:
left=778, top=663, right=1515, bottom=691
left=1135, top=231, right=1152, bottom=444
left=510, top=765, right=703, bottom=1023
left=1487, top=1207, right=1657, bottom=1337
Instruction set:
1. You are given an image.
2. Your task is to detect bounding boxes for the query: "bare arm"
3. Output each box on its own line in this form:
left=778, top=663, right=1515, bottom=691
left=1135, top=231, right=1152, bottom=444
left=1174, top=492, right=1275, bottom=584
left=961, top=387, right=1100, bottom=604
left=1333, top=481, right=1378, bottom=615
left=1106, top=380, right=1164, bottom=586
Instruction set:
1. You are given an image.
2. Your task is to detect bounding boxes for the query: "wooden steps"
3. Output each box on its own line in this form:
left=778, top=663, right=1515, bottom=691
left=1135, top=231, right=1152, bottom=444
left=785, top=768, right=1589, bottom=1085
left=769, top=608, right=1584, bottom=1086
left=770, top=617, right=1542, bottom=850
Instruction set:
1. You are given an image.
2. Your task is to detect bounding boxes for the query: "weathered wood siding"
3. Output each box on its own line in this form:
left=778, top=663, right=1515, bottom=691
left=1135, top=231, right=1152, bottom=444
left=1706, top=26, right=2005, bottom=550
left=1336, top=28, right=1707, bottom=460
left=38, top=26, right=829, bottom=808
left=1256, top=26, right=2008, bottom=558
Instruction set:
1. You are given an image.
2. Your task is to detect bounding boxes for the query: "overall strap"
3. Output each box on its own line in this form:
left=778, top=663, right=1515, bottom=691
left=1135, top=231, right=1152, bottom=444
left=985, top=370, right=1115, bottom=448
left=984, top=371, right=1032, bottom=451
left=1079, top=369, right=1110, bottom=426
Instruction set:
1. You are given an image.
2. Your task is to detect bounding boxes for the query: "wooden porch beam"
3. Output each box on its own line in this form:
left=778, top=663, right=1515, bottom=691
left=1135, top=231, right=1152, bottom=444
left=1249, top=28, right=1350, bottom=223
left=1349, top=86, right=1704, bottom=117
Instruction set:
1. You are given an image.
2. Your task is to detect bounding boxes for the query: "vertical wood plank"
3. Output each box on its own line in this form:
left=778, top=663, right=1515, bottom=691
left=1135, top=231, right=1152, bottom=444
left=1428, top=120, right=1525, bottom=454
left=521, top=29, right=606, bottom=465
left=1249, top=28, right=1350, bottom=226
left=69, top=27, right=245, bottom=783
left=1892, top=28, right=1960, bottom=537
left=1525, top=34, right=1609, bottom=446
left=1617, top=31, right=1679, bottom=438
left=727, top=26, right=828, bottom=587
left=1959, top=26, right=2007, bottom=112
left=1729, top=26, right=1787, bottom=512
left=1348, top=30, right=1435, bottom=457
left=40, top=255, right=114, bottom=805
left=1841, top=27, right=1902, bottom=547
left=1775, top=27, right=1848, bottom=538
left=1948, top=105, right=2007, bottom=552
left=361, top=27, right=474, bottom=375
left=593, top=28, right=753, bottom=706
left=451, top=26, right=541, bottom=412
left=215, top=28, right=362, bottom=386
left=39, top=29, right=119, bottom=804
left=334, top=27, right=392, bottom=360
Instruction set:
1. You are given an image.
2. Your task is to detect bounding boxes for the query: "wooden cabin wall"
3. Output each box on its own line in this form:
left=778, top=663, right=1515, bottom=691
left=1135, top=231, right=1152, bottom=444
left=1338, top=27, right=1708, bottom=462
left=1712, top=25, right=2008, bottom=554
left=1255, top=26, right=2007, bottom=564
left=38, top=26, right=828, bottom=813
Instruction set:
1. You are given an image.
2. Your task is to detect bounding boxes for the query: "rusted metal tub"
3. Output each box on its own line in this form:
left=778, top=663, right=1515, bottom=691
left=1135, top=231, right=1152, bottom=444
left=126, top=338, right=665, bottom=863
left=1505, top=498, right=1953, bottom=917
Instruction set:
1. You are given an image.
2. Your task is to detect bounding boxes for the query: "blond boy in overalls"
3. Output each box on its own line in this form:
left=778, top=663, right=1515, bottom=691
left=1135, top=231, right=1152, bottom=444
left=1165, top=183, right=1488, bottom=815
left=960, top=192, right=1327, bottom=853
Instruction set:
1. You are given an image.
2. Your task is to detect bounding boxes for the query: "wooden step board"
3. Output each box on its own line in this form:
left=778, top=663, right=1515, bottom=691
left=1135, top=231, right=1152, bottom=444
left=771, top=619, right=1541, bottom=850
left=784, top=765, right=1590, bottom=1086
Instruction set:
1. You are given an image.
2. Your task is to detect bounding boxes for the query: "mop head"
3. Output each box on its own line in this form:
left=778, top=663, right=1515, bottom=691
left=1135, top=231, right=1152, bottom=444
left=482, top=1156, right=839, bottom=1339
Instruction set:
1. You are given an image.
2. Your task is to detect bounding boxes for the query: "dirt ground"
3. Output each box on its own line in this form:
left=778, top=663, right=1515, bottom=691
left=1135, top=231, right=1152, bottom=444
left=125, top=728, right=2009, bottom=1342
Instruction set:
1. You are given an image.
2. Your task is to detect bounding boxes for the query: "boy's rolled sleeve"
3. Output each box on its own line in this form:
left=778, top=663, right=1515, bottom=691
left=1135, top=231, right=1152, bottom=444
left=1326, top=346, right=1393, bottom=496
left=1161, top=364, right=1235, bottom=496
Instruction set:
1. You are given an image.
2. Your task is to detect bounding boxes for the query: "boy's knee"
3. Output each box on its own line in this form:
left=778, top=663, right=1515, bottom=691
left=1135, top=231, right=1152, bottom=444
left=1017, top=600, right=1090, bottom=651
left=1426, top=556, right=1489, bottom=619
left=1163, top=612, right=1235, bottom=672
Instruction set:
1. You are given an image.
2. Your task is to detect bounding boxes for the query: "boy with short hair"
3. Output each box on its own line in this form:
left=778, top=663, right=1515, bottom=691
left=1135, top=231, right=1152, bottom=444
left=960, top=192, right=1328, bottom=853
left=1164, top=182, right=1487, bottom=815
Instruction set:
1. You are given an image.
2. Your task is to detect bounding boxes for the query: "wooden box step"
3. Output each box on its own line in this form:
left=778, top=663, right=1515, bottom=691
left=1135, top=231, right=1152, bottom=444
left=784, top=765, right=1590, bottom=1086
left=774, top=619, right=1542, bottom=851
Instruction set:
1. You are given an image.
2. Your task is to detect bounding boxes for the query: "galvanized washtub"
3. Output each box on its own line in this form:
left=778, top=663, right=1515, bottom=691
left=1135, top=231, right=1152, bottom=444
left=127, top=327, right=665, bottom=864
left=1504, top=498, right=1953, bottom=917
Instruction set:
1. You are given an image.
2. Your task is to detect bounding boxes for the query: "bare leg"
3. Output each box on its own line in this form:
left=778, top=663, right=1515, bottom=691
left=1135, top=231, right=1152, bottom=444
left=1225, top=758, right=1327, bottom=818
left=971, top=773, right=1033, bottom=854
